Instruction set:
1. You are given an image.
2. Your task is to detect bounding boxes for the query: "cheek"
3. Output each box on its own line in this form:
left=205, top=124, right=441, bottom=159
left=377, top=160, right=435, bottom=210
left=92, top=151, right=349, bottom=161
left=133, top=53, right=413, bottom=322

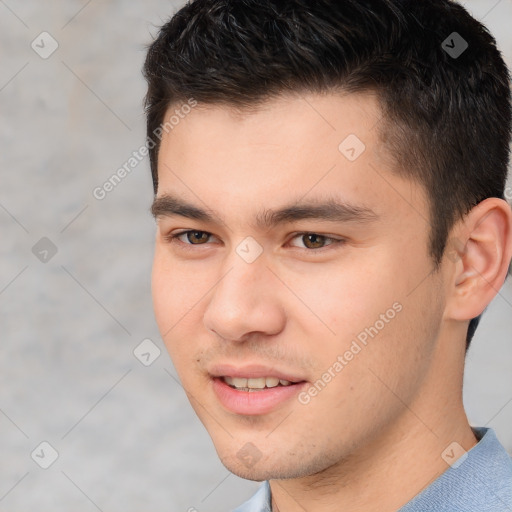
left=292, top=248, right=437, bottom=380
left=327, top=272, right=443, bottom=413
left=288, top=254, right=398, bottom=341
left=151, top=250, right=207, bottom=349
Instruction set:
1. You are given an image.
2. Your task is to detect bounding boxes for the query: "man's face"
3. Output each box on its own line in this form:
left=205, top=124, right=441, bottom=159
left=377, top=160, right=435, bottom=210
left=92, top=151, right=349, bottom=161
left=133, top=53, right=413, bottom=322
left=151, top=92, right=447, bottom=480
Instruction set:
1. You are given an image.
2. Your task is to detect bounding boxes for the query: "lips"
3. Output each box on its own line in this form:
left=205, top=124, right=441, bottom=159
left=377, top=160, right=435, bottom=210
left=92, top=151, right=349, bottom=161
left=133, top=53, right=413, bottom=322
left=209, top=364, right=308, bottom=415
left=209, top=363, right=305, bottom=384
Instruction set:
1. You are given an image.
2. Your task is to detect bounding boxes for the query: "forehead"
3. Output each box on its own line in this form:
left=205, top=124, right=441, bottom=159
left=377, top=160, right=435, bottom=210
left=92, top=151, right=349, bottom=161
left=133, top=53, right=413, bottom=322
left=155, top=91, right=429, bottom=232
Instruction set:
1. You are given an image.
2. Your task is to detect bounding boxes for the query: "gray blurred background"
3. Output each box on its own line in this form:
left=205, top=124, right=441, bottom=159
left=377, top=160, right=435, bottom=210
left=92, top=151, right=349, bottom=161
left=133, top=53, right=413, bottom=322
left=0, top=1, right=511, bottom=511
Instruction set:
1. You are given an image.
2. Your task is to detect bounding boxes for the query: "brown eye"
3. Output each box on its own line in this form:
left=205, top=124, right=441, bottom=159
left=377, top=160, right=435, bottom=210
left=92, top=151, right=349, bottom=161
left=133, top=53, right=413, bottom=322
left=289, top=232, right=343, bottom=250
left=165, top=230, right=214, bottom=246
left=184, top=231, right=210, bottom=244
left=301, top=233, right=328, bottom=249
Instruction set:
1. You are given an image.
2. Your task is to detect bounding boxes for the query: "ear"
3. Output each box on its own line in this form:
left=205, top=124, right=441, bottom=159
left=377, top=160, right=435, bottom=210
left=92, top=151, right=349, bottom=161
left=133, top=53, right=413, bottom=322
left=444, top=197, right=512, bottom=322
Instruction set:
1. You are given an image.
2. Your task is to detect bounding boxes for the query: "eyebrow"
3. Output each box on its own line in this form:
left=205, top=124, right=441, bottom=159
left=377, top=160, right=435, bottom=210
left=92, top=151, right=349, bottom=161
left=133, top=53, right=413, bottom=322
left=150, top=193, right=379, bottom=230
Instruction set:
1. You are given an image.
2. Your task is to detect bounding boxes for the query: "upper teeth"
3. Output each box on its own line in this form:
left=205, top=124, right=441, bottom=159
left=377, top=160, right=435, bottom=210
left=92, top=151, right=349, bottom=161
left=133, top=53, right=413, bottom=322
left=223, top=376, right=292, bottom=389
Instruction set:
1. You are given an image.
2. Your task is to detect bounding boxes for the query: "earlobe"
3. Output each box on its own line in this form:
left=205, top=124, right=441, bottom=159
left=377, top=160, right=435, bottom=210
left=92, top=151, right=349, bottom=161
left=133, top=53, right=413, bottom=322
left=445, top=198, right=512, bottom=322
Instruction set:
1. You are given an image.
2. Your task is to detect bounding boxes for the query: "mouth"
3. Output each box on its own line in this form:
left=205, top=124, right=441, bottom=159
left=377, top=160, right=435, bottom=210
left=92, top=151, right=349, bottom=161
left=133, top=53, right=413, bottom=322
left=209, top=366, right=308, bottom=415
left=221, top=375, right=298, bottom=392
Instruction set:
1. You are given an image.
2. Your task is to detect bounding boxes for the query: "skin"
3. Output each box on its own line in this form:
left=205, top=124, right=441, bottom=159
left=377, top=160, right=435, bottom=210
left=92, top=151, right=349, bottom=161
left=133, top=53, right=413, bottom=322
left=151, top=91, right=512, bottom=512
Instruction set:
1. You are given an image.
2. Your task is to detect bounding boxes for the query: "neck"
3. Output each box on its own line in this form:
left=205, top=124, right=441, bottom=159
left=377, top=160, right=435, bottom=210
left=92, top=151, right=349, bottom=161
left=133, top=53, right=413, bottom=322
left=269, top=334, right=478, bottom=512
left=270, top=412, right=477, bottom=512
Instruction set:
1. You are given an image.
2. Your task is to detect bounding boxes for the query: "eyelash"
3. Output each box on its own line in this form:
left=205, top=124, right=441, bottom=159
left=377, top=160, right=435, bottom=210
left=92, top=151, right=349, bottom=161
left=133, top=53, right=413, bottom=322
left=163, top=230, right=346, bottom=254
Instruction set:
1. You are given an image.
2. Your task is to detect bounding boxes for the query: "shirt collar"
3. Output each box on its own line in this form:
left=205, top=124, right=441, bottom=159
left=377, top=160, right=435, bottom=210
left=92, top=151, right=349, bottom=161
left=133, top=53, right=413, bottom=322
left=399, top=426, right=512, bottom=511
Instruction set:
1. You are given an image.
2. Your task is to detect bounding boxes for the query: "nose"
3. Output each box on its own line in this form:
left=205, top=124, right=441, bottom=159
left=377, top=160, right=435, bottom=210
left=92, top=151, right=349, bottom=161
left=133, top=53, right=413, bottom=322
left=202, top=253, right=286, bottom=343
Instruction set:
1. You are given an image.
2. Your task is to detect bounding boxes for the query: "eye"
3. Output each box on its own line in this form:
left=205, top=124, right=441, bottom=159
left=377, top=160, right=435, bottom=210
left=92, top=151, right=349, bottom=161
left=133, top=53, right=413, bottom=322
left=164, top=230, right=345, bottom=252
left=165, top=230, right=215, bottom=246
left=288, top=232, right=344, bottom=250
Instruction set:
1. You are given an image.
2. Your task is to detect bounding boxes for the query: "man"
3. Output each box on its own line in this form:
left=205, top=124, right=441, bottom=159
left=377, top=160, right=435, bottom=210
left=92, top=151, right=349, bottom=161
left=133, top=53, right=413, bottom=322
left=143, top=0, right=512, bottom=510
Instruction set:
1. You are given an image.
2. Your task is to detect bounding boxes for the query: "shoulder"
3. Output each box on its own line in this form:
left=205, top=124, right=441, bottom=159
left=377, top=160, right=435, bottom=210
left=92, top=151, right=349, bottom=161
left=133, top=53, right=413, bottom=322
left=399, top=427, right=512, bottom=512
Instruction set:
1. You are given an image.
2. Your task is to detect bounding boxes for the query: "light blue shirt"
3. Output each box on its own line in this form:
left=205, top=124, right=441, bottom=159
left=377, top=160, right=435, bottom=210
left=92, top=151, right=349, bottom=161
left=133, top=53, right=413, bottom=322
left=232, top=427, right=512, bottom=511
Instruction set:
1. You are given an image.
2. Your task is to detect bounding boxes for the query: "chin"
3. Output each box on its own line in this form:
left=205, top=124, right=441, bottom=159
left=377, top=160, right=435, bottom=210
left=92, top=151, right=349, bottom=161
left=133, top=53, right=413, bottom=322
left=217, top=449, right=319, bottom=482
left=214, top=444, right=269, bottom=481
left=224, top=463, right=271, bottom=482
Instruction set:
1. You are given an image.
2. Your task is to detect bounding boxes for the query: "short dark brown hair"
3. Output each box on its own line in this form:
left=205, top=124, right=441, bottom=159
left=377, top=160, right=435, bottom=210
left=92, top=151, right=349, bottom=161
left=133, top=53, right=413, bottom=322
left=143, top=0, right=512, bottom=350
